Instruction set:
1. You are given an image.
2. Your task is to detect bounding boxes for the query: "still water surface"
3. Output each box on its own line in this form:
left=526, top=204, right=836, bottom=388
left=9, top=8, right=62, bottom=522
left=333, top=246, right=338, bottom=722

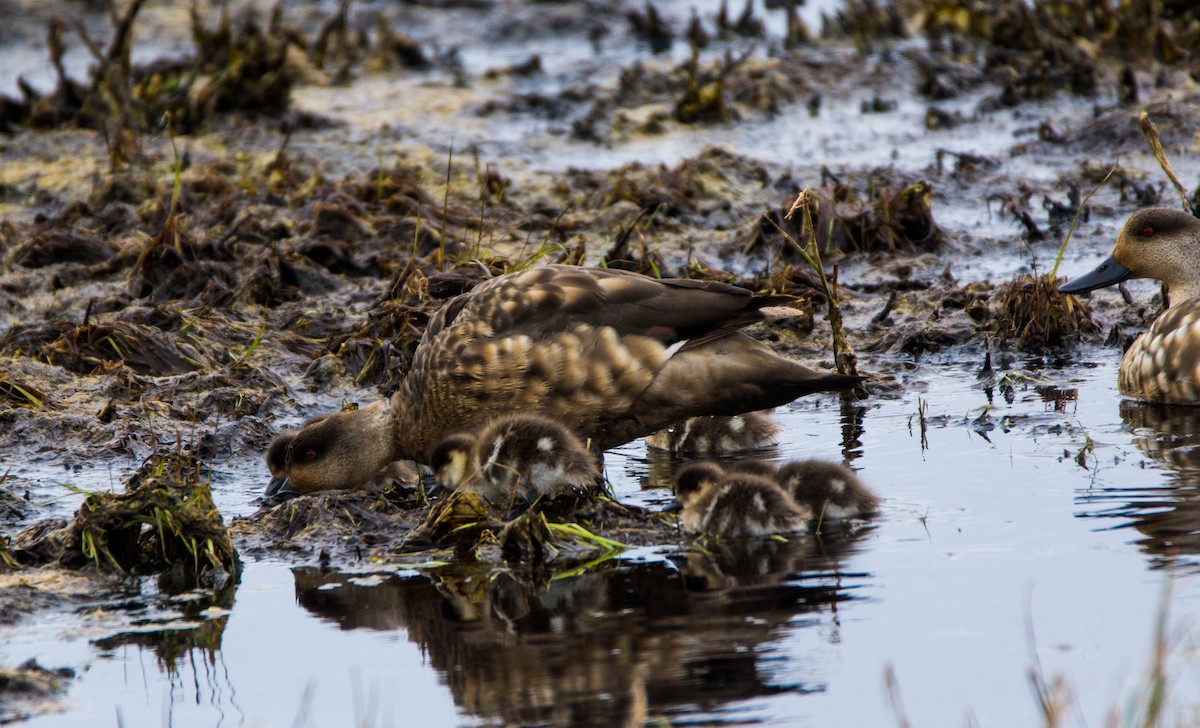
left=10, top=350, right=1200, bottom=727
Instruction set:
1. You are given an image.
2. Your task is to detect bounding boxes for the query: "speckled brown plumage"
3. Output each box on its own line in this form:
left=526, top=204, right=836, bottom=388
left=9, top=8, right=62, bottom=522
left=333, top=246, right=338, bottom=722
left=646, top=411, right=779, bottom=455
left=775, top=459, right=878, bottom=520
left=272, top=265, right=862, bottom=494
left=429, top=413, right=600, bottom=506
left=672, top=461, right=810, bottom=538
left=1061, top=208, right=1200, bottom=404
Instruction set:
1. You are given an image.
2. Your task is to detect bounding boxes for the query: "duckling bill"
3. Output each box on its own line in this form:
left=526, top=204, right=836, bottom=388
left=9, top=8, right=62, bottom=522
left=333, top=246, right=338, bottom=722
left=429, top=413, right=599, bottom=508
left=670, top=461, right=811, bottom=538
left=1059, top=208, right=1200, bottom=404
left=268, top=265, right=862, bottom=495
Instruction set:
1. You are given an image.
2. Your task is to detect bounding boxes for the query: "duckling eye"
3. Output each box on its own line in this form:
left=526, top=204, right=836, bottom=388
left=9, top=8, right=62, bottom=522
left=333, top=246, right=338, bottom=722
left=1141, top=226, right=1156, bottom=238
left=304, top=449, right=319, bottom=461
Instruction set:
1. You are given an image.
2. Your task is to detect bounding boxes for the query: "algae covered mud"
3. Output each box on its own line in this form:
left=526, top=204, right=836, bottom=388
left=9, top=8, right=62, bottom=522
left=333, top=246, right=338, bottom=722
left=2, top=0, right=1200, bottom=725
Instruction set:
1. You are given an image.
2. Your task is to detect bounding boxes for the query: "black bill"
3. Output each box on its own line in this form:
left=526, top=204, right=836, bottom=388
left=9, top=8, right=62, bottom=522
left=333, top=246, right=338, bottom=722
left=1058, top=255, right=1134, bottom=294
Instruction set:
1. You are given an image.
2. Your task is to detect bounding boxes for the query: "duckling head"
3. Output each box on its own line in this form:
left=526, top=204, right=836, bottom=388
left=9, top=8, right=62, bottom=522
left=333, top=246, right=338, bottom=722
left=671, top=460, right=725, bottom=509
left=270, top=402, right=395, bottom=496
left=1061, top=208, right=1200, bottom=304
left=428, top=432, right=477, bottom=493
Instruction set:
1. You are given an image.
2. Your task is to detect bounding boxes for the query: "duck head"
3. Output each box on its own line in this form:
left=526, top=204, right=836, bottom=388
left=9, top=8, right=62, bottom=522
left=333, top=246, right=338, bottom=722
left=265, top=401, right=396, bottom=497
left=1060, top=208, right=1200, bottom=304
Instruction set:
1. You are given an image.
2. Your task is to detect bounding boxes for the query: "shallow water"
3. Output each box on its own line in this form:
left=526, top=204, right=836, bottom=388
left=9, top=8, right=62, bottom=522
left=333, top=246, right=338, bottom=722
left=7, top=349, right=1200, bottom=727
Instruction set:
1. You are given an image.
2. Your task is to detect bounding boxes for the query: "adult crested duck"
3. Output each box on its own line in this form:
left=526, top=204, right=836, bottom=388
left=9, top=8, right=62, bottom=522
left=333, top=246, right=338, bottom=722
left=266, top=422, right=418, bottom=497
left=775, top=459, right=878, bottom=520
left=646, top=411, right=779, bottom=455
left=268, top=265, right=862, bottom=495
left=428, top=413, right=600, bottom=507
left=1059, top=208, right=1200, bottom=404
left=668, top=461, right=811, bottom=538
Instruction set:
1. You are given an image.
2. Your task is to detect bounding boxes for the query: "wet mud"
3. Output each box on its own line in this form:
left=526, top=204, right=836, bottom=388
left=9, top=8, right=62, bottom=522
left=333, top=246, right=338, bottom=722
left=0, top=0, right=1198, bottom=724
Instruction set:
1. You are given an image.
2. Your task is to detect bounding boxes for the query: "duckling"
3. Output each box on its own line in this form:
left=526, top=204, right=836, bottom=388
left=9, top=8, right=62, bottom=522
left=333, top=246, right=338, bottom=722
left=669, top=461, right=811, bottom=538
left=429, top=413, right=600, bottom=508
left=775, top=459, right=878, bottom=520
left=646, top=411, right=779, bottom=455
left=269, top=265, right=862, bottom=495
left=723, top=459, right=781, bottom=480
left=1060, top=208, right=1200, bottom=404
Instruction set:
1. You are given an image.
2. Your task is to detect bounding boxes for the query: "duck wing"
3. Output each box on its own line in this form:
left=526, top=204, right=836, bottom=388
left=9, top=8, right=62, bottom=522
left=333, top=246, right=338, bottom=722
left=423, top=264, right=794, bottom=348
left=401, top=265, right=858, bottom=456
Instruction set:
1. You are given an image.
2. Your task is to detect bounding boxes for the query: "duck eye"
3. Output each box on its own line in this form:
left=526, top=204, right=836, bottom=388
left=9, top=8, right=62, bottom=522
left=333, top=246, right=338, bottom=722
left=1141, top=226, right=1155, bottom=238
left=304, top=449, right=319, bottom=461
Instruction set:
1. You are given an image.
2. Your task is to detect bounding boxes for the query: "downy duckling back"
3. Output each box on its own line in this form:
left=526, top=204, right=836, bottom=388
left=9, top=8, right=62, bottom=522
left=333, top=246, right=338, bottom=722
left=646, top=411, right=779, bottom=455
left=672, top=461, right=810, bottom=538
left=776, top=459, right=878, bottom=520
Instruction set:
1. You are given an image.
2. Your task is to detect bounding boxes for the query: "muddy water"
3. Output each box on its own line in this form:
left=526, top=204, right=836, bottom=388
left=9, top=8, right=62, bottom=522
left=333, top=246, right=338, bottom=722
left=7, top=352, right=1200, bottom=726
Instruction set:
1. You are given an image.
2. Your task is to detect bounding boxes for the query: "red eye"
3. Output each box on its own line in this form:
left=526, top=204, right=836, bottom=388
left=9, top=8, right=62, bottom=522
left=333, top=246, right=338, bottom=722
left=304, top=449, right=318, bottom=461
left=1141, top=226, right=1155, bottom=238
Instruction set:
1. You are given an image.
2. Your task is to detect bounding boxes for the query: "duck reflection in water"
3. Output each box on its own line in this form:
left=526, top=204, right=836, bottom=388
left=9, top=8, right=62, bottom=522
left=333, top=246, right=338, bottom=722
left=1078, top=401, right=1200, bottom=569
left=292, top=539, right=872, bottom=727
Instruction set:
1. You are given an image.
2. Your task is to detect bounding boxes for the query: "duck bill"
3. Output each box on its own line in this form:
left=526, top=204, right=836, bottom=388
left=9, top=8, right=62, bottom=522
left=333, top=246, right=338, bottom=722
left=661, top=500, right=683, bottom=514
left=1058, top=255, right=1134, bottom=294
left=265, top=476, right=294, bottom=498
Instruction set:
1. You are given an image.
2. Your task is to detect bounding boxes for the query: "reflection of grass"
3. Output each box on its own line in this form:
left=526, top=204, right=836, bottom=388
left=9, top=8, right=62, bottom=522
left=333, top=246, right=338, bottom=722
left=1029, top=579, right=1187, bottom=728
left=884, top=580, right=1194, bottom=727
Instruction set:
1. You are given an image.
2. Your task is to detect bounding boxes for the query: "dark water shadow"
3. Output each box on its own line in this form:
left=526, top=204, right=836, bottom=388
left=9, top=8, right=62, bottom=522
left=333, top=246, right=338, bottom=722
left=293, top=528, right=875, bottom=726
left=1076, top=401, right=1200, bottom=571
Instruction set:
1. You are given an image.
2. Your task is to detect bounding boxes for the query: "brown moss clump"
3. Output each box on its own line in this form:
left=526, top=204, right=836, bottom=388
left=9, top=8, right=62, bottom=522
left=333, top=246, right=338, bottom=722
left=241, top=487, right=424, bottom=553
left=915, top=0, right=1200, bottom=103
left=40, top=319, right=204, bottom=376
left=995, top=273, right=1100, bottom=350
left=4, top=228, right=119, bottom=269
left=749, top=177, right=946, bottom=260
left=403, top=488, right=649, bottom=565
left=1, top=448, right=239, bottom=588
left=823, top=0, right=912, bottom=42
left=0, top=2, right=304, bottom=138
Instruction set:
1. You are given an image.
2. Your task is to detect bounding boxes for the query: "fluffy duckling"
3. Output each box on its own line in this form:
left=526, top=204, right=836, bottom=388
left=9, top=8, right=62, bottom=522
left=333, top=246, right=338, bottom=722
left=723, top=459, right=781, bottom=480
left=428, top=413, right=600, bottom=507
left=269, top=265, right=861, bottom=495
left=670, top=461, right=811, bottom=538
left=646, top=411, right=779, bottom=455
left=1060, top=208, right=1200, bottom=403
left=775, top=459, right=879, bottom=520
